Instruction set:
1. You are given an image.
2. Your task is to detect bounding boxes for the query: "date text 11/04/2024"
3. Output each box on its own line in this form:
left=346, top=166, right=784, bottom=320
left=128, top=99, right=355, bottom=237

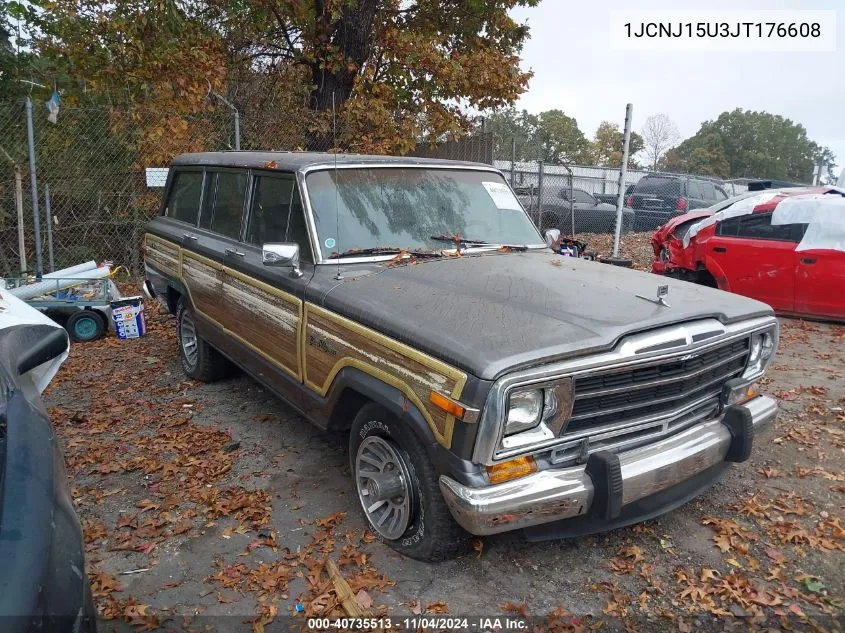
left=306, top=617, right=529, bottom=630
left=624, top=22, right=821, bottom=38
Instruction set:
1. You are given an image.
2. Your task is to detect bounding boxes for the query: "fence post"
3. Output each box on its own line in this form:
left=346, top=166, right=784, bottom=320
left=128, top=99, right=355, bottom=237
left=25, top=96, right=44, bottom=277
left=15, top=164, right=26, bottom=273
left=537, top=160, right=544, bottom=228
left=510, top=137, right=516, bottom=187
left=234, top=109, right=241, bottom=151
left=564, top=165, right=574, bottom=236
left=613, top=103, right=633, bottom=258
left=44, top=182, right=55, bottom=272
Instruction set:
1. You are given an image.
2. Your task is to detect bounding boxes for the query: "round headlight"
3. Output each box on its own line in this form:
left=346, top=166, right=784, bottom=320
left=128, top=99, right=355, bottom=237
left=505, top=389, right=543, bottom=436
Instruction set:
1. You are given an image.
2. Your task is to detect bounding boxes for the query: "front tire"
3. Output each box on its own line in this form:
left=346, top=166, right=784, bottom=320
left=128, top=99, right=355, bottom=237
left=176, top=298, right=230, bottom=381
left=349, top=403, right=471, bottom=562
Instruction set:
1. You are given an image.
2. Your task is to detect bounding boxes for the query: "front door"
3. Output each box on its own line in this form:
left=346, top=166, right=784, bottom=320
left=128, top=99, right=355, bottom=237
left=707, top=212, right=798, bottom=312
left=219, top=171, right=314, bottom=385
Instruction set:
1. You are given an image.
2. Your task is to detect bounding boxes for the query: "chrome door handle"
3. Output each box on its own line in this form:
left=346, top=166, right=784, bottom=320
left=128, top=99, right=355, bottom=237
left=224, top=248, right=245, bottom=258
left=182, top=233, right=198, bottom=242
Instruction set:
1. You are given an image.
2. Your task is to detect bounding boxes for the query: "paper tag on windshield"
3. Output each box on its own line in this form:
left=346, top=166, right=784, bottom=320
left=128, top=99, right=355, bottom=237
left=482, top=181, right=520, bottom=210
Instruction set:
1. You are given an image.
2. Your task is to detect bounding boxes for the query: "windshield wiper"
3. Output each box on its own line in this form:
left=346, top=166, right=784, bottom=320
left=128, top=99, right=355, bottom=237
left=328, top=247, right=404, bottom=259
left=328, top=247, right=442, bottom=259
left=429, top=235, right=528, bottom=252
left=430, top=234, right=492, bottom=246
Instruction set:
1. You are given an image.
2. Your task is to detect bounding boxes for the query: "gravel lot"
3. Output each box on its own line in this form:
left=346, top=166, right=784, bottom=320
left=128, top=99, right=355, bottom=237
left=45, top=272, right=844, bottom=632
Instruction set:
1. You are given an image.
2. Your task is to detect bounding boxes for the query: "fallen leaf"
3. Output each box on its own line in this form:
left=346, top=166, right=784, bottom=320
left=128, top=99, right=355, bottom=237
left=355, top=589, right=373, bottom=609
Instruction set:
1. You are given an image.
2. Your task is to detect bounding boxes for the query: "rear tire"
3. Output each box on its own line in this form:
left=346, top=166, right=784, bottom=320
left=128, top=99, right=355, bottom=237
left=66, top=310, right=105, bottom=342
left=349, top=403, right=471, bottom=562
left=176, top=298, right=230, bottom=381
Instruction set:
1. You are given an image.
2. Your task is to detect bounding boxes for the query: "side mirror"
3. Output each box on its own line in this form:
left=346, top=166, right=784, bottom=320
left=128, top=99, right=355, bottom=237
left=544, top=228, right=561, bottom=248
left=262, top=243, right=303, bottom=278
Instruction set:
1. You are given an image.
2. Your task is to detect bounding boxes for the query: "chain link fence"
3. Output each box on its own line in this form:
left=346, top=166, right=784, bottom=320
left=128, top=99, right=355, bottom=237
left=0, top=99, right=761, bottom=278
left=488, top=133, right=766, bottom=268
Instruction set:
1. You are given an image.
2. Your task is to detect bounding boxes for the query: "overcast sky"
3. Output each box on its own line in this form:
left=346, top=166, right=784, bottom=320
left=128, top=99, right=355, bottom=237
left=511, top=0, right=844, bottom=173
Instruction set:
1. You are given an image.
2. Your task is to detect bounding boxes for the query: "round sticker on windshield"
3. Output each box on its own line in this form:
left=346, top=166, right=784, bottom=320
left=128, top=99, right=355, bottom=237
left=324, top=238, right=336, bottom=249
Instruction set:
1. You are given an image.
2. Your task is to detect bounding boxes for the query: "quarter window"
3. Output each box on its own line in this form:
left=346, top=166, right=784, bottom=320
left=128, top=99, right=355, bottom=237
left=165, top=171, right=203, bottom=224
left=210, top=171, right=248, bottom=239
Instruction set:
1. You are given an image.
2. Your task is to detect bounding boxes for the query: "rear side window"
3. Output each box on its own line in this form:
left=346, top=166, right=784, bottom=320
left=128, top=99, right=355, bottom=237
left=636, top=177, right=681, bottom=196
left=210, top=171, right=248, bottom=239
left=165, top=171, right=203, bottom=224
left=719, top=212, right=797, bottom=241
left=688, top=181, right=704, bottom=199
left=573, top=190, right=595, bottom=204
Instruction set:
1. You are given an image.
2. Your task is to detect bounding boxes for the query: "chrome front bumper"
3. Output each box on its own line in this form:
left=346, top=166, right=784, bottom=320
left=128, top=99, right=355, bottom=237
left=439, top=395, right=777, bottom=536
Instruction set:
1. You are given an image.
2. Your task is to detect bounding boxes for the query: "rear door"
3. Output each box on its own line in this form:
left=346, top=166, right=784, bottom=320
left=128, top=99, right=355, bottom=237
left=706, top=212, right=799, bottom=312
left=182, top=169, right=250, bottom=327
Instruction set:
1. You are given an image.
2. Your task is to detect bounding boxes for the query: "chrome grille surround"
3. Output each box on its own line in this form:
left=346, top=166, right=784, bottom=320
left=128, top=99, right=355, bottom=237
left=472, top=316, right=779, bottom=466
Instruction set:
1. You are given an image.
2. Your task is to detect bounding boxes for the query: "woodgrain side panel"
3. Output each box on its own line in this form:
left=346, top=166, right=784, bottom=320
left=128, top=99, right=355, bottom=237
left=145, top=234, right=180, bottom=277
left=303, top=304, right=467, bottom=448
left=221, top=272, right=302, bottom=381
left=181, top=253, right=226, bottom=325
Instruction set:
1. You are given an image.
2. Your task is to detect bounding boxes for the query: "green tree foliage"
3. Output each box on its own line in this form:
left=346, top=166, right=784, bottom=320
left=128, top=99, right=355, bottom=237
left=588, top=121, right=643, bottom=169
left=661, top=109, right=835, bottom=182
left=486, top=107, right=590, bottom=164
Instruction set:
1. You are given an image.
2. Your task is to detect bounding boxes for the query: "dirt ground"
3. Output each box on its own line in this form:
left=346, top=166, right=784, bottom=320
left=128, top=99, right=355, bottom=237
left=46, top=289, right=844, bottom=632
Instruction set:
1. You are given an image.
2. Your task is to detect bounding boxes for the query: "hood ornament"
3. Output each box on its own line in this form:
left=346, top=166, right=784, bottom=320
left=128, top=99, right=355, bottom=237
left=636, top=284, right=671, bottom=307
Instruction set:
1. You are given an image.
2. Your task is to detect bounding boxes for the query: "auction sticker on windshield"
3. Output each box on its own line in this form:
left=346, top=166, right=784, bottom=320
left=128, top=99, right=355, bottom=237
left=482, top=181, right=521, bottom=210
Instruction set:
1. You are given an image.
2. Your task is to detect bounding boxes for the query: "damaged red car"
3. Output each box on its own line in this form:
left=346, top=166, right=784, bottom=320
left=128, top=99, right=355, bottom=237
left=651, top=187, right=845, bottom=321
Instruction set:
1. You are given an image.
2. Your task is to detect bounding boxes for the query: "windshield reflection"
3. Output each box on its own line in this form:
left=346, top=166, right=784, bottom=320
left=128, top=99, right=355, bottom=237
left=305, top=167, right=544, bottom=260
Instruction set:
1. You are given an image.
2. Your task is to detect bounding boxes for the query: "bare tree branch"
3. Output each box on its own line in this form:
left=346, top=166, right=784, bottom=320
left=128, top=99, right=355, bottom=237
left=642, top=113, right=681, bottom=171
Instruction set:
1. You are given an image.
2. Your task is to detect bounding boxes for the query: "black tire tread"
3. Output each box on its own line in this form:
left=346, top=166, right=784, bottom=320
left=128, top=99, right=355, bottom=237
left=176, top=298, right=230, bottom=382
left=350, top=403, right=471, bottom=562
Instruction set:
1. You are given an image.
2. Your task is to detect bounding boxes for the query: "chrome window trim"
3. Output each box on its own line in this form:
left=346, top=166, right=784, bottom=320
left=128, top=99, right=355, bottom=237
left=295, top=163, right=545, bottom=265
left=472, top=315, right=779, bottom=465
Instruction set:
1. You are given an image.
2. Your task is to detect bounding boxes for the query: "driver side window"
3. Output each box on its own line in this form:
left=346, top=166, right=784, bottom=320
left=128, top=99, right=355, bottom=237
left=246, top=174, right=312, bottom=261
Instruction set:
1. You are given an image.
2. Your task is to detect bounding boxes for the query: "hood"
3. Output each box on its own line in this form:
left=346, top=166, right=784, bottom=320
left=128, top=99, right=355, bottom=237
left=652, top=209, right=713, bottom=256
left=317, top=251, right=772, bottom=380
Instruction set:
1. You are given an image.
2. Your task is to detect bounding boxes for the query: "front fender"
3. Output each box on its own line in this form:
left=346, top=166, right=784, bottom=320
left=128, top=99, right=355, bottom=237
left=703, top=257, right=732, bottom=291
left=325, top=367, right=487, bottom=487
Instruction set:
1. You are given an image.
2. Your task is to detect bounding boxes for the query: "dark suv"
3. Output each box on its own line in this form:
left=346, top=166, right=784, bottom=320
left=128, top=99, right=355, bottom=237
left=627, top=174, right=728, bottom=231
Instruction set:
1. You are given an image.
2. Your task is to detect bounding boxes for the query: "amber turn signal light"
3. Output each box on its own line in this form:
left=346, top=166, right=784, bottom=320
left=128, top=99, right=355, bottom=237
left=430, top=391, right=466, bottom=419
left=486, top=456, right=538, bottom=484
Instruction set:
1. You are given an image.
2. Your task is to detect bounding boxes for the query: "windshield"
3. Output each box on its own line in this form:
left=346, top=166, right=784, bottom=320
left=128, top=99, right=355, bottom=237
left=304, top=168, right=544, bottom=260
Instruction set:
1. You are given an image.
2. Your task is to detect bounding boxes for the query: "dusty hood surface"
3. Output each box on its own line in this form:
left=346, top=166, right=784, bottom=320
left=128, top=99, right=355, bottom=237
left=317, top=251, right=772, bottom=380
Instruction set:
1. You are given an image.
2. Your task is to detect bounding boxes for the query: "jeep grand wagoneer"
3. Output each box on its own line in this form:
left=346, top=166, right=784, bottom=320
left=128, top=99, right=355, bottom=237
left=144, top=152, right=778, bottom=561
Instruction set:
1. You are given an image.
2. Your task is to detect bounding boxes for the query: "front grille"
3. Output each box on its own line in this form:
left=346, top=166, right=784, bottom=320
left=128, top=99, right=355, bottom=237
left=565, top=337, right=750, bottom=436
